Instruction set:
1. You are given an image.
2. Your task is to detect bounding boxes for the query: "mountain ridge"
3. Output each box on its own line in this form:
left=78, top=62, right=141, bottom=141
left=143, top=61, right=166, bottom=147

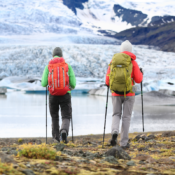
left=109, top=21, right=175, bottom=52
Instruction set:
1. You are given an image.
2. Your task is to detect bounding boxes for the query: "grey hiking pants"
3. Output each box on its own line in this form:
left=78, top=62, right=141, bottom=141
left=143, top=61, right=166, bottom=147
left=49, top=93, right=72, bottom=141
left=111, top=96, right=135, bottom=147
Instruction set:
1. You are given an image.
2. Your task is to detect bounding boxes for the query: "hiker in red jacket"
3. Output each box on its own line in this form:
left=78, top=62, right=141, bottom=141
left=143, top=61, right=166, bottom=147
left=105, top=40, right=143, bottom=149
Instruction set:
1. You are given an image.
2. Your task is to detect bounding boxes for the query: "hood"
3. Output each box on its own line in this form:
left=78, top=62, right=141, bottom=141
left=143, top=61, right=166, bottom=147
left=49, top=57, right=65, bottom=64
left=122, top=51, right=136, bottom=60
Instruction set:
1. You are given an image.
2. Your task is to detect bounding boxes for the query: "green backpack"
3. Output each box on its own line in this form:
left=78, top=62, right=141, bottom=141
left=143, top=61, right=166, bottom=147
left=109, top=53, right=133, bottom=96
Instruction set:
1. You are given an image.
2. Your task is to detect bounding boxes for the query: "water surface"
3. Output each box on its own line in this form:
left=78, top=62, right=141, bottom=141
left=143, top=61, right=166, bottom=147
left=0, top=91, right=175, bottom=138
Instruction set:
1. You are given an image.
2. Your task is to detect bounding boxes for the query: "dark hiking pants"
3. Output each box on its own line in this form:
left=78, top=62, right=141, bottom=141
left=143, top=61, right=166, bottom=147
left=49, top=93, right=72, bottom=141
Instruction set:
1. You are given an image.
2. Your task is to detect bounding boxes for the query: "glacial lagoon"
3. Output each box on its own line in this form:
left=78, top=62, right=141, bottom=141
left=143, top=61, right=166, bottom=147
left=0, top=90, right=175, bottom=138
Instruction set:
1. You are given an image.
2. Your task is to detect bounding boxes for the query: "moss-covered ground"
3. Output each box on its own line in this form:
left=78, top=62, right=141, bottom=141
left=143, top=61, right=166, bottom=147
left=0, top=131, right=175, bottom=175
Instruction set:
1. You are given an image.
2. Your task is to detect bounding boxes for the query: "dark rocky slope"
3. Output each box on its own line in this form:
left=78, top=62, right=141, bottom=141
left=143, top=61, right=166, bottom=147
left=100, top=21, right=175, bottom=52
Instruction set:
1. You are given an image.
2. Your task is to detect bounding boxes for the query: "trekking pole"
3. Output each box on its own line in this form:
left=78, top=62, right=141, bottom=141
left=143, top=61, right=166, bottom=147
left=46, top=86, right=48, bottom=144
left=102, top=85, right=110, bottom=148
left=140, top=68, right=144, bottom=132
left=71, top=117, right=74, bottom=143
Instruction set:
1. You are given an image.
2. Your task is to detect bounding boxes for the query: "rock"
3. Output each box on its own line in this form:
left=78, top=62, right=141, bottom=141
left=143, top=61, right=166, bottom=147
left=13, top=164, right=19, bottom=169
left=54, top=143, right=65, bottom=151
left=134, top=154, right=156, bottom=163
left=146, top=134, right=156, bottom=141
left=85, top=152, right=102, bottom=160
left=138, top=147, right=149, bottom=152
left=157, top=158, right=174, bottom=164
left=126, top=161, right=135, bottom=166
left=105, top=146, right=131, bottom=160
left=76, top=159, right=90, bottom=164
left=0, top=142, right=6, bottom=146
left=169, top=156, right=175, bottom=160
left=140, top=134, right=147, bottom=140
left=63, top=150, right=73, bottom=156
left=79, top=150, right=83, bottom=154
left=36, top=140, right=42, bottom=145
left=21, top=169, right=35, bottom=175
left=134, top=134, right=142, bottom=141
left=139, top=160, right=146, bottom=165
left=26, top=163, right=31, bottom=168
left=150, top=150, right=161, bottom=154
left=55, top=156, right=63, bottom=161
left=0, top=152, right=16, bottom=163
left=162, top=131, right=175, bottom=137
left=1, top=147, right=9, bottom=151
left=147, top=139, right=156, bottom=143
left=104, top=156, right=118, bottom=164
left=7, top=150, right=18, bottom=156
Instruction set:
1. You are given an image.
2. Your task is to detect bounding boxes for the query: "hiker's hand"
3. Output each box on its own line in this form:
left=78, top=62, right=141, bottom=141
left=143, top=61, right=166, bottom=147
left=140, top=68, right=143, bottom=75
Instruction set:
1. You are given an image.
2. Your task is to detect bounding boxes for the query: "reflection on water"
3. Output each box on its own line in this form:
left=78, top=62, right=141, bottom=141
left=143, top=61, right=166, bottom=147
left=0, top=91, right=175, bottom=138
left=0, top=94, right=7, bottom=99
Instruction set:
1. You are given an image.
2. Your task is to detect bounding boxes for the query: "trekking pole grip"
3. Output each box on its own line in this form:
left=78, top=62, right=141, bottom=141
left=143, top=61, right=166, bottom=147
left=140, top=68, right=143, bottom=75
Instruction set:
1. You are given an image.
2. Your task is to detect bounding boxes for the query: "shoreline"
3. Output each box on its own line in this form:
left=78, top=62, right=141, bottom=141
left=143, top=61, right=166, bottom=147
left=1, top=130, right=175, bottom=139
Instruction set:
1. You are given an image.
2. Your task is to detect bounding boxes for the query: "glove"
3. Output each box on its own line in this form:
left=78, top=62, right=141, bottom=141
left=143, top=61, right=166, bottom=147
left=140, top=68, right=143, bottom=75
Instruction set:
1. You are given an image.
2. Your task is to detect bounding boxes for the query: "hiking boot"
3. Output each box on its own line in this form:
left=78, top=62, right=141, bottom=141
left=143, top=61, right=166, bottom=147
left=110, top=133, right=118, bottom=146
left=121, top=142, right=130, bottom=149
left=60, top=130, right=68, bottom=144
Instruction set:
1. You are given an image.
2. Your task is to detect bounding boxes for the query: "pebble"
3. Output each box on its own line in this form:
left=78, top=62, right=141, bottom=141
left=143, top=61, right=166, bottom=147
left=0, top=142, right=6, bottom=146
left=36, top=139, right=42, bottom=145
left=139, top=160, right=146, bottom=165
left=13, top=164, right=19, bottom=169
left=26, top=163, right=31, bottom=168
left=103, top=156, right=118, bottom=164
left=21, top=169, right=35, bottom=175
left=54, top=143, right=65, bottom=151
left=126, top=161, right=135, bottom=166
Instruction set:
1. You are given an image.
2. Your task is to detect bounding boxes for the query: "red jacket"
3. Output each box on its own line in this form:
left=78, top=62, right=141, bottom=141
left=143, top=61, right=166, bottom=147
left=105, top=51, right=143, bottom=96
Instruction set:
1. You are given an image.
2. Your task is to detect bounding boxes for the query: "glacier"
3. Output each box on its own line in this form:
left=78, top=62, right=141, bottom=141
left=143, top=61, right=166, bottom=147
left=0, top=44, right=175, bottom=80
left=0, top=44, right=175, bottom=94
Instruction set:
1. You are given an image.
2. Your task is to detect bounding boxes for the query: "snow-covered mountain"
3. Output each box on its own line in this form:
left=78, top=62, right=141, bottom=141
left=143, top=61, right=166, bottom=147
left=73, top=0, right=175, bottom=33
left=1, top=0, right=175, bottom=36
left=0, top=0, right=82, bottom=35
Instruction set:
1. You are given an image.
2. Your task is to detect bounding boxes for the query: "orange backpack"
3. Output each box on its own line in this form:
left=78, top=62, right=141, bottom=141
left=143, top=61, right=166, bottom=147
left=48, top=57, right=70, bottom=96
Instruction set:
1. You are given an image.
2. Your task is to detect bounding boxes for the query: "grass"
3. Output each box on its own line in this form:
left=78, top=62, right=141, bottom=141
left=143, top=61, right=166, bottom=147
left=18, top=143, right=59, bottom=160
